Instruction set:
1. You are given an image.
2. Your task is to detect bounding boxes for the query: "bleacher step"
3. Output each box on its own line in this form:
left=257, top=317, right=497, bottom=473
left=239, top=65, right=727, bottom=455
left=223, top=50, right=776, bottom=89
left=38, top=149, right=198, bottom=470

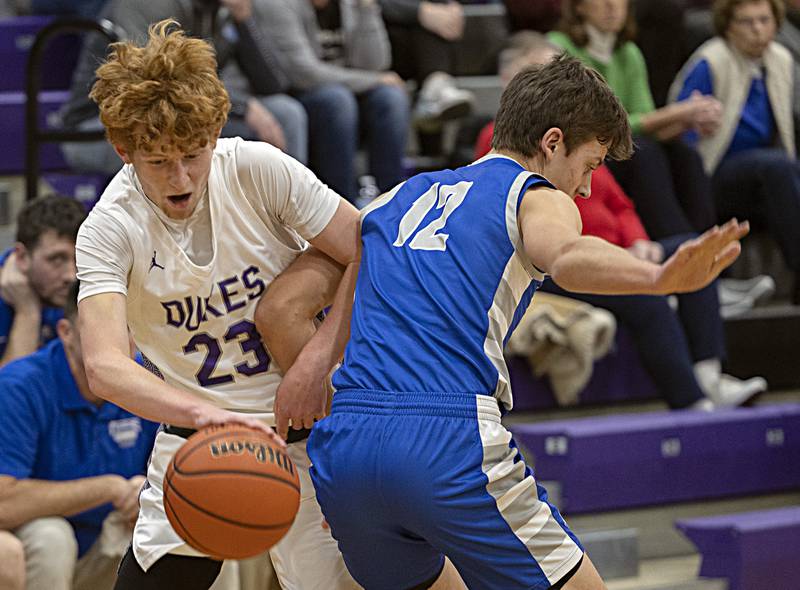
left=606, top=555, right=727, bottom=590
left=677, top=507, right=800, bottom=590
left=577, top=528, right=638, bottom=579
left=565, top=491, right=800, bottom=560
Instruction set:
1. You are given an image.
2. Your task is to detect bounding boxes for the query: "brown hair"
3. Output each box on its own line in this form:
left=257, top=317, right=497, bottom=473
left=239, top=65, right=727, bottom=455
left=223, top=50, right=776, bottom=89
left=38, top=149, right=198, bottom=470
left=558, top=0, right=637, bottom=49
left=491, top=53, right=633, bottom=161
left=713, top=0, right=785, bottom=35
left=16, top=195, right=86, bottom=250
left=90, top=19, right=230, bottom=154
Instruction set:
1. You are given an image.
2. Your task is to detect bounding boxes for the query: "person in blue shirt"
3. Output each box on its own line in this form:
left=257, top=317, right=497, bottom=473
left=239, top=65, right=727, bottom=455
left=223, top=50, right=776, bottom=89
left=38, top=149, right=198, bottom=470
left=0, top=195, right=85, bottom=367
left=670, top=0, right=800, bottom=303
left=260, top=55, right=750, bottom=590
left=0, top=281, right=159, bottom=590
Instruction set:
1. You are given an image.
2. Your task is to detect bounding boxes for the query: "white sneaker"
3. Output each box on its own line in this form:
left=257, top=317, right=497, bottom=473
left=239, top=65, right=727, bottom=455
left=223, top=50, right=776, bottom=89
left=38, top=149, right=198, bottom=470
left=413, top=72, right=474, bottom=132
left=707, top=374, right=768, bottom=408
left=718, top=276, right=776, bottom=318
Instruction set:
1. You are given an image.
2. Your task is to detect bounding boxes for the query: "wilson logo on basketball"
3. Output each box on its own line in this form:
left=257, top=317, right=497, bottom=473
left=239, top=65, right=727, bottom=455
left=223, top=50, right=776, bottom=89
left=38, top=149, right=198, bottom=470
left=209, top=439, right=294, bottom=476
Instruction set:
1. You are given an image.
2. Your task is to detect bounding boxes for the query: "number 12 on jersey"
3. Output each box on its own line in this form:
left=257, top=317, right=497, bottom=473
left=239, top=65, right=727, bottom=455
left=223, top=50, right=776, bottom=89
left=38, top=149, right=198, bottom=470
left=393, top=181, right=472, bottom=252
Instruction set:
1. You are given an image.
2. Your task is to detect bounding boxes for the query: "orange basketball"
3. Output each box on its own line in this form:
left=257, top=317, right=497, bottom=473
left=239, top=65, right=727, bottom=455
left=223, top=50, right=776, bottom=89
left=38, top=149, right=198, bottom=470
left=163, top=425, right=300, bottom=559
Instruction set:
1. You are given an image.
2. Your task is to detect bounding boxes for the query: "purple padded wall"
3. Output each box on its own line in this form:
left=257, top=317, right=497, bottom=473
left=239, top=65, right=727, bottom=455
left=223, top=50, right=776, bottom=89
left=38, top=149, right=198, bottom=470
left=0, top=16, right=81, bottom=92
left=510, top=404, right=800, bottom=513
left=0, top=90, right=69, bottom=173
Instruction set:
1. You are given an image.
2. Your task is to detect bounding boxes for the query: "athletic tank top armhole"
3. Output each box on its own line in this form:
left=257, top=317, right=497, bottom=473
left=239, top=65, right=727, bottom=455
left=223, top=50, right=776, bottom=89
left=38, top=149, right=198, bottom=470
left=511, top=174, right=554, bottom=282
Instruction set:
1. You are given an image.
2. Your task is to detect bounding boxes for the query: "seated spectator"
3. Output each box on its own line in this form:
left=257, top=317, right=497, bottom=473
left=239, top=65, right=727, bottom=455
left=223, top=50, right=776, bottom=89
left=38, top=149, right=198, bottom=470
left=475, top=42, right=766, bottom=409
left=557, top=166, right=766, bottom=408
left=549, top=0, right=721, bottom=240
left=0, top=195, right=85, bottom=367
left=0, top=281, right=159, bottom=590
left=670, top=0, right=800, bottom=303
left=254, top=0, right=410, bottom=202
left=60, top=0, right=307, bottom=173
left=377, top=0, right=476, bottom=131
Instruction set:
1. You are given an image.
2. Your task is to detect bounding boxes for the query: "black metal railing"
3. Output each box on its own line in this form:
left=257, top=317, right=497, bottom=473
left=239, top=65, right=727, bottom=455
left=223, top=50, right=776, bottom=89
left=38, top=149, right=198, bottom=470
left=25, top=17, right=119, bottom=201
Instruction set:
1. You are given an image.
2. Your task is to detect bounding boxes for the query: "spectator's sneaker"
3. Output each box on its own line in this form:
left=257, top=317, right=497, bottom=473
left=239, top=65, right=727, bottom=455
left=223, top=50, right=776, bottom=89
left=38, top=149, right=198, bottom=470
left=413, top=72, right=474, bottom=133
left=718, top=275, right=776, bottom=318
left=708, top=374, right=768, bottom=408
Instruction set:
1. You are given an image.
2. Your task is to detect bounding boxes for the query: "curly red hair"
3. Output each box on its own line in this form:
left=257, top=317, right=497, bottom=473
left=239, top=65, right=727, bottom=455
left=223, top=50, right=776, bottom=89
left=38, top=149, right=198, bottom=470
left=90, top=19, right=230, bottom=153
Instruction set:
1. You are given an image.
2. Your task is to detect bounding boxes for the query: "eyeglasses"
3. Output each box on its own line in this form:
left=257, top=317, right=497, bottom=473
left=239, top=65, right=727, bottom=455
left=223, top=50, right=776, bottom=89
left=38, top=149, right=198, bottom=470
left=731, top=14, right=775, bottom=29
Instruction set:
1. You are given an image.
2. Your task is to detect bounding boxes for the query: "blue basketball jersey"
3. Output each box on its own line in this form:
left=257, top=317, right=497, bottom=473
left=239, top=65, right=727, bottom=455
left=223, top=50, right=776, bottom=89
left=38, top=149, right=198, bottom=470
left=333, top=155, right=554, bottom=410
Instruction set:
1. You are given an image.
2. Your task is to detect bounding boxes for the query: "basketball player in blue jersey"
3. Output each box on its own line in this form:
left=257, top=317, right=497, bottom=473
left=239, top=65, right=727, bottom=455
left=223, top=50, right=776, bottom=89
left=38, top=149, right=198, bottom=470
left=262, top=54, right=749, bottom=590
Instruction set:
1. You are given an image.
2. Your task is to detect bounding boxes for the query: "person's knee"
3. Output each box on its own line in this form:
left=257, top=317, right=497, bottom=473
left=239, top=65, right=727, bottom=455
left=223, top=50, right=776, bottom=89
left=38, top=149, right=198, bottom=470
left=18, top=517, right=78, bottom=576
left=756, top=149, right=795, bottom=178
left=259, top=94, right=309, bottom=163
left=368, top=85, right=410, bottom=119
left=308, top=84, right=358, bottom=126
left=0, top=531, right=25, bottom=590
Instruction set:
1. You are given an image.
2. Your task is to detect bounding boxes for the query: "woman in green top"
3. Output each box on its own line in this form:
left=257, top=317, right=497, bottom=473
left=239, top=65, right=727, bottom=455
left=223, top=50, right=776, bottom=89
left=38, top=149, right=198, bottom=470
left=549, top=0, right=721, bottom=240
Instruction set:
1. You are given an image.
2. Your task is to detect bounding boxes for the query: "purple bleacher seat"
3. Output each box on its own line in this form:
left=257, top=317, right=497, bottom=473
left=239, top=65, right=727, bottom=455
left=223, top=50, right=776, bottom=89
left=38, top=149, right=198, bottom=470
left=42, top=172, right=111, bottom=209
left=509, top=326, right=659, bottom=412
left=676, top=507, right=800, bottom=590
left=0, top=16, right=81, bottom=92
left=0, top=90, right=69, bottom=174
left=510, top=404, right=800, bottom=514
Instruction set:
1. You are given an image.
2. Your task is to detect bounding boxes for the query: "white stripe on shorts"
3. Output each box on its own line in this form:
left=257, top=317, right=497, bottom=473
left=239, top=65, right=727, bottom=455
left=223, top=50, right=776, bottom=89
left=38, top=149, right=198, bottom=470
left=475, top=396, right=582, bottom=584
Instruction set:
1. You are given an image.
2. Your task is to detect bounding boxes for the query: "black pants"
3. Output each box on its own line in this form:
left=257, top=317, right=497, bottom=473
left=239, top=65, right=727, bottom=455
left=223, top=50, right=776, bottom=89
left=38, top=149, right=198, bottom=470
left=385, top=22, right=456, bottom=85
left=114, top=546, right=222, bottom=590
left=540, top=234, right=723, bottom=409
left=606, top=135, right=716, bottom=239
left=712, top=148, right=800, bottom=274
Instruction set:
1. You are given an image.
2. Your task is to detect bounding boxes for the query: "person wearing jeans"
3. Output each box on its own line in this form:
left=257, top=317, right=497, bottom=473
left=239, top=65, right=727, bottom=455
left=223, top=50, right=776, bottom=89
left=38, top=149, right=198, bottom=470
left=253, top=0, right=410, bottom=202
left=297, top=82, right=409, bottom=201
left=59, top=0, right=308, bottom=173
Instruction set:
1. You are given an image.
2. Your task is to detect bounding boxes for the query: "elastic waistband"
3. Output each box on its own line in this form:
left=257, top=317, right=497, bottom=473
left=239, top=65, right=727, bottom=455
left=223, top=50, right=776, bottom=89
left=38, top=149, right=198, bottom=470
left=163, top=424, right=311, bottom=444
left=330, top=389, right=502, bottom=423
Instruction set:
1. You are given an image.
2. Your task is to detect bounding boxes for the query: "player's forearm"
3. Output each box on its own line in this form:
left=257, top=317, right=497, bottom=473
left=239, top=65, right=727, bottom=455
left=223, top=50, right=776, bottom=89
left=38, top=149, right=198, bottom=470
left=550, top=236, right=662, bottom=295
left=84, top=351, right=214, bottom=429
left=256, top=247, right=347, bottom=373
left=259, top=307, right=318, bottom=375
left=0, top=310, right=41, bottom=367
left=293, top=260, right=358, bottom=374
left=0, top=475, right=121, bottom=530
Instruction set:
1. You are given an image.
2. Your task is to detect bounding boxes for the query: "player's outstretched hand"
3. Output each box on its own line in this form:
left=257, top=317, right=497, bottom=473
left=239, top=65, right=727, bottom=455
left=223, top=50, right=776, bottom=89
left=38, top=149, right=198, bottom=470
left=654, top=219, right=749, bottom=294
left=273, top=363, right=329, bottom=441
left=193, top=406, right=286, bottom=449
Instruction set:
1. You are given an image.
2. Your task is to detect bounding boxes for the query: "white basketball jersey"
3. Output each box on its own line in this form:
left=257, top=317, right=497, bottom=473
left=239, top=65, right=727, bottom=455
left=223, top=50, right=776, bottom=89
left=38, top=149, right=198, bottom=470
left=77, top=138, right=340, bottom=424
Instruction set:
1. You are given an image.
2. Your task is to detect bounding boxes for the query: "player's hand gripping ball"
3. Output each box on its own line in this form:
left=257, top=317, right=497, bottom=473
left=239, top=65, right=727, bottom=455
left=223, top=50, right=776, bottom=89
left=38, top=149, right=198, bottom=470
left=164, top=425, right=301, bottom=559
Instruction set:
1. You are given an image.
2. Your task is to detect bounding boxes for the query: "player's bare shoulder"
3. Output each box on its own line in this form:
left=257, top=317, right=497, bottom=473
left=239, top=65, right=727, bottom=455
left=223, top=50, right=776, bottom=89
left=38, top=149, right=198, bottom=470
left=518, top=184, right=582, bottom=234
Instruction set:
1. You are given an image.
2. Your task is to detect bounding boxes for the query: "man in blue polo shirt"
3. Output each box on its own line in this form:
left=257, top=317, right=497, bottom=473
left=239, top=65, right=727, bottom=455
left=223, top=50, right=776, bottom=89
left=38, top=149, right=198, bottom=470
left=0, top=281, right=158, bottom=590
left=0, top=194, right=86, bottom=367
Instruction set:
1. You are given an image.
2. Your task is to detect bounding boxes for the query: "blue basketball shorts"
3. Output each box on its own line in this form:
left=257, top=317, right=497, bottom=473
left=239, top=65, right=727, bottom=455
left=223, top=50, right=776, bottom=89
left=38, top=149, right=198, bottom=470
left=307, top=390, right=584, bottom=590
